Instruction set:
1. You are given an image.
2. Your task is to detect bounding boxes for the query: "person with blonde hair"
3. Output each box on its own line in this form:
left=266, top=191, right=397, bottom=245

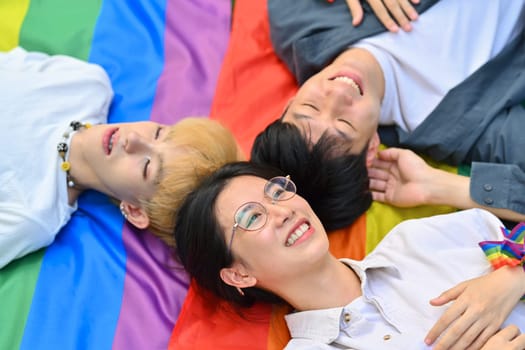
left=0, top=47, right=240, bottom=268
left=143, top=117, right=242, bottom=247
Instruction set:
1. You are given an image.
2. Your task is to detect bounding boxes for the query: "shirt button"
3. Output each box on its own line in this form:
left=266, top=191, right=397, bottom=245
left=343, top=313, right=351, bottom=323
left=484, top=197, right=494, bottom=205
left=483, top=184, right=493, bottom=191
left=383, top=334, right=391, bottom=341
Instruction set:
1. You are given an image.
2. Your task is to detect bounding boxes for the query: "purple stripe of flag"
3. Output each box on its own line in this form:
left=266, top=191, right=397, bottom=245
left=150, top=0, right=232, bottom=124
left=113, top=0, right=232, bottom=348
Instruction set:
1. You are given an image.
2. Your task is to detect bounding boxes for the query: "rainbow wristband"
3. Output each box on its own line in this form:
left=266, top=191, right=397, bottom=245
left=479, top=223, right=525, bottom=300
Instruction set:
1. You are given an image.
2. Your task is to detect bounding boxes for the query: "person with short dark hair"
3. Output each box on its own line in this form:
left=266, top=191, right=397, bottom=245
left=251, top=0, right=525, bottom=227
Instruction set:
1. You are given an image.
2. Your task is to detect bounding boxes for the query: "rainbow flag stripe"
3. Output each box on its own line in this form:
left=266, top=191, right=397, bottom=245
left=0, top=1, right=231, bottom=349
left=479, top=223, right=525, bottom=270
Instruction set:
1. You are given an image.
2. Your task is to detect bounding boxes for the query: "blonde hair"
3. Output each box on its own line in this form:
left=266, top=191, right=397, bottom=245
left=140, top=117, right=242, bottom=247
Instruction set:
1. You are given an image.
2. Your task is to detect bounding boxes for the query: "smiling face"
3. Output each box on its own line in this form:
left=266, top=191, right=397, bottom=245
left=70, top=121, right=183, bottom=205
left=215, top=175, right=329, bottom=289
left=282, top=48, right=384, bottom=155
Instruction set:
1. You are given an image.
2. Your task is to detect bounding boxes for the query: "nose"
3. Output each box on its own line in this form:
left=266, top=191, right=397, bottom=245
left=266, top=202, right=295, bottom=227
left=321, top=80, right=354, bottom=119
left=125, top=132, right=152, bottom=154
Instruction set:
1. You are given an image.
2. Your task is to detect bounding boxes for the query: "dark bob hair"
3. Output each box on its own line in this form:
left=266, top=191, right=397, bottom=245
left=251, top=119, right=372, bottom=231
left=174, top=161, right=287, bottom=308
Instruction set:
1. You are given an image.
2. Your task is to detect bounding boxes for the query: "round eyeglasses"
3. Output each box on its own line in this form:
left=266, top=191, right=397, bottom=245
left=227, top=176, right=297, bottom=253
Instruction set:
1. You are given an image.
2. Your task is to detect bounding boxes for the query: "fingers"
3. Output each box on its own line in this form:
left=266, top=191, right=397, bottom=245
left=467, top=326, right=500, bottom=350
left=376, top=147, right=403, bottom=162
left=425, top=301, right=467, bottom=346
left=481, top=325, right=525, bottom=350
left=345, top=0, right=365, bottom=26
left=500, top=325, right=522, bottom=340
left=430, top=283, right=466, bottom=306
left=367, top=0, right=400, bottom=32
left=447, top=321, right=488, bottom=350
left=383, top=0, right=417, bottom=31
left=371, top=190, right=385, bottom=202
left=344, top=0, right=420, bottom=32
left=426, top=286, right=467, bottom=345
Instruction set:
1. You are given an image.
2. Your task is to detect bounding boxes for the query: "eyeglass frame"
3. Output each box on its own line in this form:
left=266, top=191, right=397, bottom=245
left=226, top=175, right=296, bottom=254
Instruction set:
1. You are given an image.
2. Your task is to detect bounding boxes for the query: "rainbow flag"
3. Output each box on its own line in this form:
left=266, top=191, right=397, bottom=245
left=0, top=0, right=462, bottom=348
left=0, top=1, right=231, bottom=349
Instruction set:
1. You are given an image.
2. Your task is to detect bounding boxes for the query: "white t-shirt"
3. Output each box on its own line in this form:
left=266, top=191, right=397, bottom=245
left=354, top=0, right=525, bottom=132
left=285, top=209, right=525, bottom=349
left=0, top=47, right=113, bottom=268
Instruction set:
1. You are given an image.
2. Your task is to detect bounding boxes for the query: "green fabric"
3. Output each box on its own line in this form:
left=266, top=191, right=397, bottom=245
left=458, top=163, right=472, bottom=177
left=0, top=250, right=44, bottom=350
left=18, top=0, right=102, bottom=59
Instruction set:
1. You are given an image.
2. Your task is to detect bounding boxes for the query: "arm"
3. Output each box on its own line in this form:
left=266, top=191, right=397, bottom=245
left=344, top=0, right=419, bottom=32
left=368, top=148, right=525, bottom=222
left=424, top=266, right=525, bottom=349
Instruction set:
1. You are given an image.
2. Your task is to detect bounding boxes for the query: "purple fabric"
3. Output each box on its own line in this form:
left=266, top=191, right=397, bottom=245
left=112, top=226, right=190, bottom=350
left=151, top=0, right=232, bottom=124
left=112, top=0, right=231, bottom=348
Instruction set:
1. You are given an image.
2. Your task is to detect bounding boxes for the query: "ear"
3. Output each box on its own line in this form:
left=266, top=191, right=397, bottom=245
left=220, top=264, right=257, bottom=289
left=120, top=201, right=150, bottom=229
left=365, top=132, right=381, bottom=168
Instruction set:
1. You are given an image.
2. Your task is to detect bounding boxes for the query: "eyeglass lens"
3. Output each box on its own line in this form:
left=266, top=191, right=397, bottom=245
left=234, top=202, right=267, bottom=231
left=234, top=176, right=296, bottom=231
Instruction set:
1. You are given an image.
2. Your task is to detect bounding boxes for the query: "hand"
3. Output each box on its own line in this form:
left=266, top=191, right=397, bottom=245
left=368, top=148, right=434, bottom=207
left=344, top=0, right=419, bottom=32
left=481, top=325, right=525, bottom=350
left=425, top=266, right=525, bottom=350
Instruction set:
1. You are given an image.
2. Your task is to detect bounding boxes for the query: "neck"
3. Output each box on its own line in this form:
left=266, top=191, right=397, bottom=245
left=278, top=255, right=362, bottom=311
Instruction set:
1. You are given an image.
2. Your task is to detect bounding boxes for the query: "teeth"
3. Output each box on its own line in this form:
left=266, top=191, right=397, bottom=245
left=108, top=131, right=115, bottom=153
left=286, top=223, right=309, bottom=247
left=334, top=76, right=362, bottom=95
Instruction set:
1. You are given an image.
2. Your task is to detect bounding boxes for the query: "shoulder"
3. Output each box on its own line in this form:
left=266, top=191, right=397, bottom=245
left=377, top=209, right=504, bottom=251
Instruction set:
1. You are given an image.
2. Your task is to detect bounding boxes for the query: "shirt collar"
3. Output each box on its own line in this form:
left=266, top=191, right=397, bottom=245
left=284, top=257, right=402, bottom=343
left=285, top=307, right=345, bottom=343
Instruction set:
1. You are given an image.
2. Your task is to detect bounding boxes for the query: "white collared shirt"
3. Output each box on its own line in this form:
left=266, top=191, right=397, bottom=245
left=285, top=209, right=525, bottom=349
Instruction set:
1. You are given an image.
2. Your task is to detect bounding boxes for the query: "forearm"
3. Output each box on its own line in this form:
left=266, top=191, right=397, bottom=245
left=424, top=169, right=525, bottom=222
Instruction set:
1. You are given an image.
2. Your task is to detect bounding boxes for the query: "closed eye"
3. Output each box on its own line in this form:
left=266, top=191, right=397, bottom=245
left=337, top=118, right=356, bottom=131
left=155, top=126, right=162, bottom=139
left=303, top=103, right=319, bottom=111
left=142, top=156, right=151, bottom=179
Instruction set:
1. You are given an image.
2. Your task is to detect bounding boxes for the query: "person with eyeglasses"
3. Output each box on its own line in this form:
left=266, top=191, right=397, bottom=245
left=0, top=47, right=241, bottom=268
left=251, top=0, right=525, bottom=229
left=174, top=161, right=525, bottom=349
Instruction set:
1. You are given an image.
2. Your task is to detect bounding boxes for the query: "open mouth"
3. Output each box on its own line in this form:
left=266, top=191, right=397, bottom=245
left=103, top=128, right=119, bottom=155
left=330, top=74, right=363, bottom=96
left=285, top=221, right=311, bottom=247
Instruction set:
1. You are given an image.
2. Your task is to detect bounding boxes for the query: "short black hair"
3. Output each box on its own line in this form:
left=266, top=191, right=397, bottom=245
left=174, top=161, right=286, bottom=308
left=251, top=119, right=372, bottom=231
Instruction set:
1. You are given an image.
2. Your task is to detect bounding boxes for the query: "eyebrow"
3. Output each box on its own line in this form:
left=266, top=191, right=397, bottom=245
left=292, top=112, right=353, bottom=142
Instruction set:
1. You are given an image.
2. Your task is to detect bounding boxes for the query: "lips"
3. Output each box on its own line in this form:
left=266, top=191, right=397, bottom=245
left=103, top=127, right=119, bottom=155
left=330, top=72, right=363, bottom=96
left=285, top=220, right=312, bottom=247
